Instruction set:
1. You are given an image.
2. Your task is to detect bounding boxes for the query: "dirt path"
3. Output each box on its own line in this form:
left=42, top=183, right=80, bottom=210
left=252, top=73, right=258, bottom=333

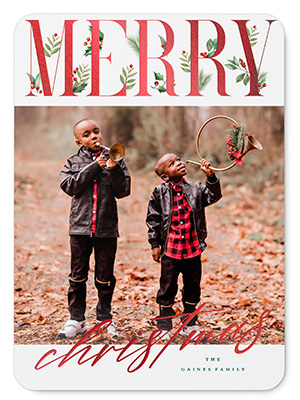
left=14, top=158, right=284, bottom=345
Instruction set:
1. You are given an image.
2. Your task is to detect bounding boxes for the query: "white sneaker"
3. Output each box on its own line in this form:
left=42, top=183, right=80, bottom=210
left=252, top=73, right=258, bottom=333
left=155, top=329, right=171, bottom=342
left=58, top=320, right=86, bottom=338
left=180, top=324, right=201, bottom=337
left=96, top=320, right=119, bottom=338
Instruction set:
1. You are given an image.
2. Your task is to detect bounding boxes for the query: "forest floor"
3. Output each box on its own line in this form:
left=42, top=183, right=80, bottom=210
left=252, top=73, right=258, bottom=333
left=14, top=157, right=284, bottom=346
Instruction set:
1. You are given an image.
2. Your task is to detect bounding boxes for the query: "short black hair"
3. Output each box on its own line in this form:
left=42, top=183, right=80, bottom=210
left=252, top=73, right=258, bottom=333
left=73, top=119, right=91, bottom=136
left=154, top=158, right=165, bottom=177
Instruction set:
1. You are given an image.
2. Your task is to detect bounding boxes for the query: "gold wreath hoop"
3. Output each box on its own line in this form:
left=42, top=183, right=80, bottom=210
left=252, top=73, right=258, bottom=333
left=186, top=115, right=263, bottom=172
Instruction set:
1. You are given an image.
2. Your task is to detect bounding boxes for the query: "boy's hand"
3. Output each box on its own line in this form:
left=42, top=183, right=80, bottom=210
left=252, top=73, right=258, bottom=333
left=106, top=159, right=117, bottom=169
left=200, top=159, right=214, bottom=176
left=96, top=152, right=107, bottom=168
left=96, top=152, right=117, bottom=169
left=152, top=247, right=161, bottom=263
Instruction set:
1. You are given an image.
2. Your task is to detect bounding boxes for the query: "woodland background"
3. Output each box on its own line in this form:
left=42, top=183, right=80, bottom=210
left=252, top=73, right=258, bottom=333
left=14, top=105, right=284, bottom=345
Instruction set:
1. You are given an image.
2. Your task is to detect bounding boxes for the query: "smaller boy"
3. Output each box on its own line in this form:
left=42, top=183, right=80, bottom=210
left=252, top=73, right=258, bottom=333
left=146, top=153, right=222, bottom=340
left=59, top=119, right=131, bottom=339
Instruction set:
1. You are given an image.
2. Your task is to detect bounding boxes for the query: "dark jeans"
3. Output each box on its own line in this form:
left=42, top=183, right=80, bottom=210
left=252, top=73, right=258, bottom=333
left=156, top=254, right=202, bottom=330
left=68, top=235, right=117, bottom=322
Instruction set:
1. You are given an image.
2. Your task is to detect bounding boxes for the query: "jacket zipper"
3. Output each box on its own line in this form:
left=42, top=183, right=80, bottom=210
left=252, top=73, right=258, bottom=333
left=181, top=185, right=201, bottom=248
left=163, top=188, right=173, bottom=253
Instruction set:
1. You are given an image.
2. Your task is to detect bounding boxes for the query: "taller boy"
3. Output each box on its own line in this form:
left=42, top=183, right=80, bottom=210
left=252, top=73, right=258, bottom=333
left=146, top=154, right=221, bottom=339
left=59, top=119, right=131, bottom=339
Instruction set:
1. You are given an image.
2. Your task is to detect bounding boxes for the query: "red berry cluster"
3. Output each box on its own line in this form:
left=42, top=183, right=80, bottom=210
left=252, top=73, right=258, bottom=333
left=200, top=52, right=208, bottom=58
left=239, top=58, right=246, bottom=68
left=84, top=37, right=91, bottom=46
left=257, top=82, right=267, bottom=92
left=72, top=67, right=79, bottom=82
left=30, top=81, right=42, bottom=94
left=154, top=81, right=159, bottom=86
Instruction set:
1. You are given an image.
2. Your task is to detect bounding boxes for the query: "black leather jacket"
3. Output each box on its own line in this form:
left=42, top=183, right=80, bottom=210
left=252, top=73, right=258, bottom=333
left=146, top=175, right=222, bottom=254
left=60, top=146, right=131, bottom=237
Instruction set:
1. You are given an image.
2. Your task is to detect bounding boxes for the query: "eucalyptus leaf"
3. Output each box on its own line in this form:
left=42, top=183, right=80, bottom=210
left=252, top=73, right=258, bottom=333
left=206, top=39, right=213, bottom=51
left=26, top=73, right=35, bottom=84
left=225, top=64, right=237, bottom=70
left=236, top=73, right=245, bottom=83
left=243, top=74, right=250, bottom=85
left=35, top=73, right=41, bottom=87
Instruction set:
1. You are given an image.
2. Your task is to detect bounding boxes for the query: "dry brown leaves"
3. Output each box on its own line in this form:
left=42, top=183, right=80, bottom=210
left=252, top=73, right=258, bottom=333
left=14, top=159, right=284, bottom=345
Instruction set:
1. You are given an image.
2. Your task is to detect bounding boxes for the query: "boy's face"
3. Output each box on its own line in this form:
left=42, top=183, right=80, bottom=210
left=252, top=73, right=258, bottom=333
left=159, top=153, right=187, bottom=183
left=74, top=119, right=103, bottom=152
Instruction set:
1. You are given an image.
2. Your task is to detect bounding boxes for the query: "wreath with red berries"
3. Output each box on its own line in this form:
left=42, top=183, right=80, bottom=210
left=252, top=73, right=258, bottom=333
left=193, top=115, right=259, bottom=172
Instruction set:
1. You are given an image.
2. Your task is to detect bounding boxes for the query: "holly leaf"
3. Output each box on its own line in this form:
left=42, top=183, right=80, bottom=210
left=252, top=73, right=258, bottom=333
left=158, top=86, right=167, bottom=93
left=73, top=82, right=88, bottom=93
left=154, top=72, right=164, bottom=81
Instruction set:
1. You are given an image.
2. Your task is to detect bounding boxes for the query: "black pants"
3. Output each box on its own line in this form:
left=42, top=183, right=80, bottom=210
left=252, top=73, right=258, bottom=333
left=156, top=254, right=202, bottom=330
left=68, top=235, right=117, bottom=322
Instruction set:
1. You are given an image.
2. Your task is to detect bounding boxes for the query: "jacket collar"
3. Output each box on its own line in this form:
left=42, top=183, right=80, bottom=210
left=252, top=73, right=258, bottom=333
left=78, top=146, right=108, bottom=159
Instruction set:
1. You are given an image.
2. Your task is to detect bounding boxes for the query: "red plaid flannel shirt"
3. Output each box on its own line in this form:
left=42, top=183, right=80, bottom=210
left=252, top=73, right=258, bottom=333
left=164, top=180, right=202, bottom=260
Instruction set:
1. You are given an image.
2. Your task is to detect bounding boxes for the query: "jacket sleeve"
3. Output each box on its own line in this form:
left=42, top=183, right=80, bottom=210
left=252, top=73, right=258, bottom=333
left=202, top=174, right=222, bottom=207
left=146, top=188, right=162, bottom=249
left=60, top=159, right=100, bottom=197
left=106, top=158, right=131, bottom=199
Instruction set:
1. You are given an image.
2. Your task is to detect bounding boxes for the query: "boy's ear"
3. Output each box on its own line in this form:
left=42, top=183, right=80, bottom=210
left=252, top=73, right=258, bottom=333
left=160, top=173, right=169, bottom=182
left=75, top=139, right=83, bottom=147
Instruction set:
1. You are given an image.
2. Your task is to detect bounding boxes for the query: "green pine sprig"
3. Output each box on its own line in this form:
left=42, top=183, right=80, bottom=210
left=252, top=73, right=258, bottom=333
left=127, top=32, right=140, bottom=55
left=226, top=124, right=245, bottom=156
